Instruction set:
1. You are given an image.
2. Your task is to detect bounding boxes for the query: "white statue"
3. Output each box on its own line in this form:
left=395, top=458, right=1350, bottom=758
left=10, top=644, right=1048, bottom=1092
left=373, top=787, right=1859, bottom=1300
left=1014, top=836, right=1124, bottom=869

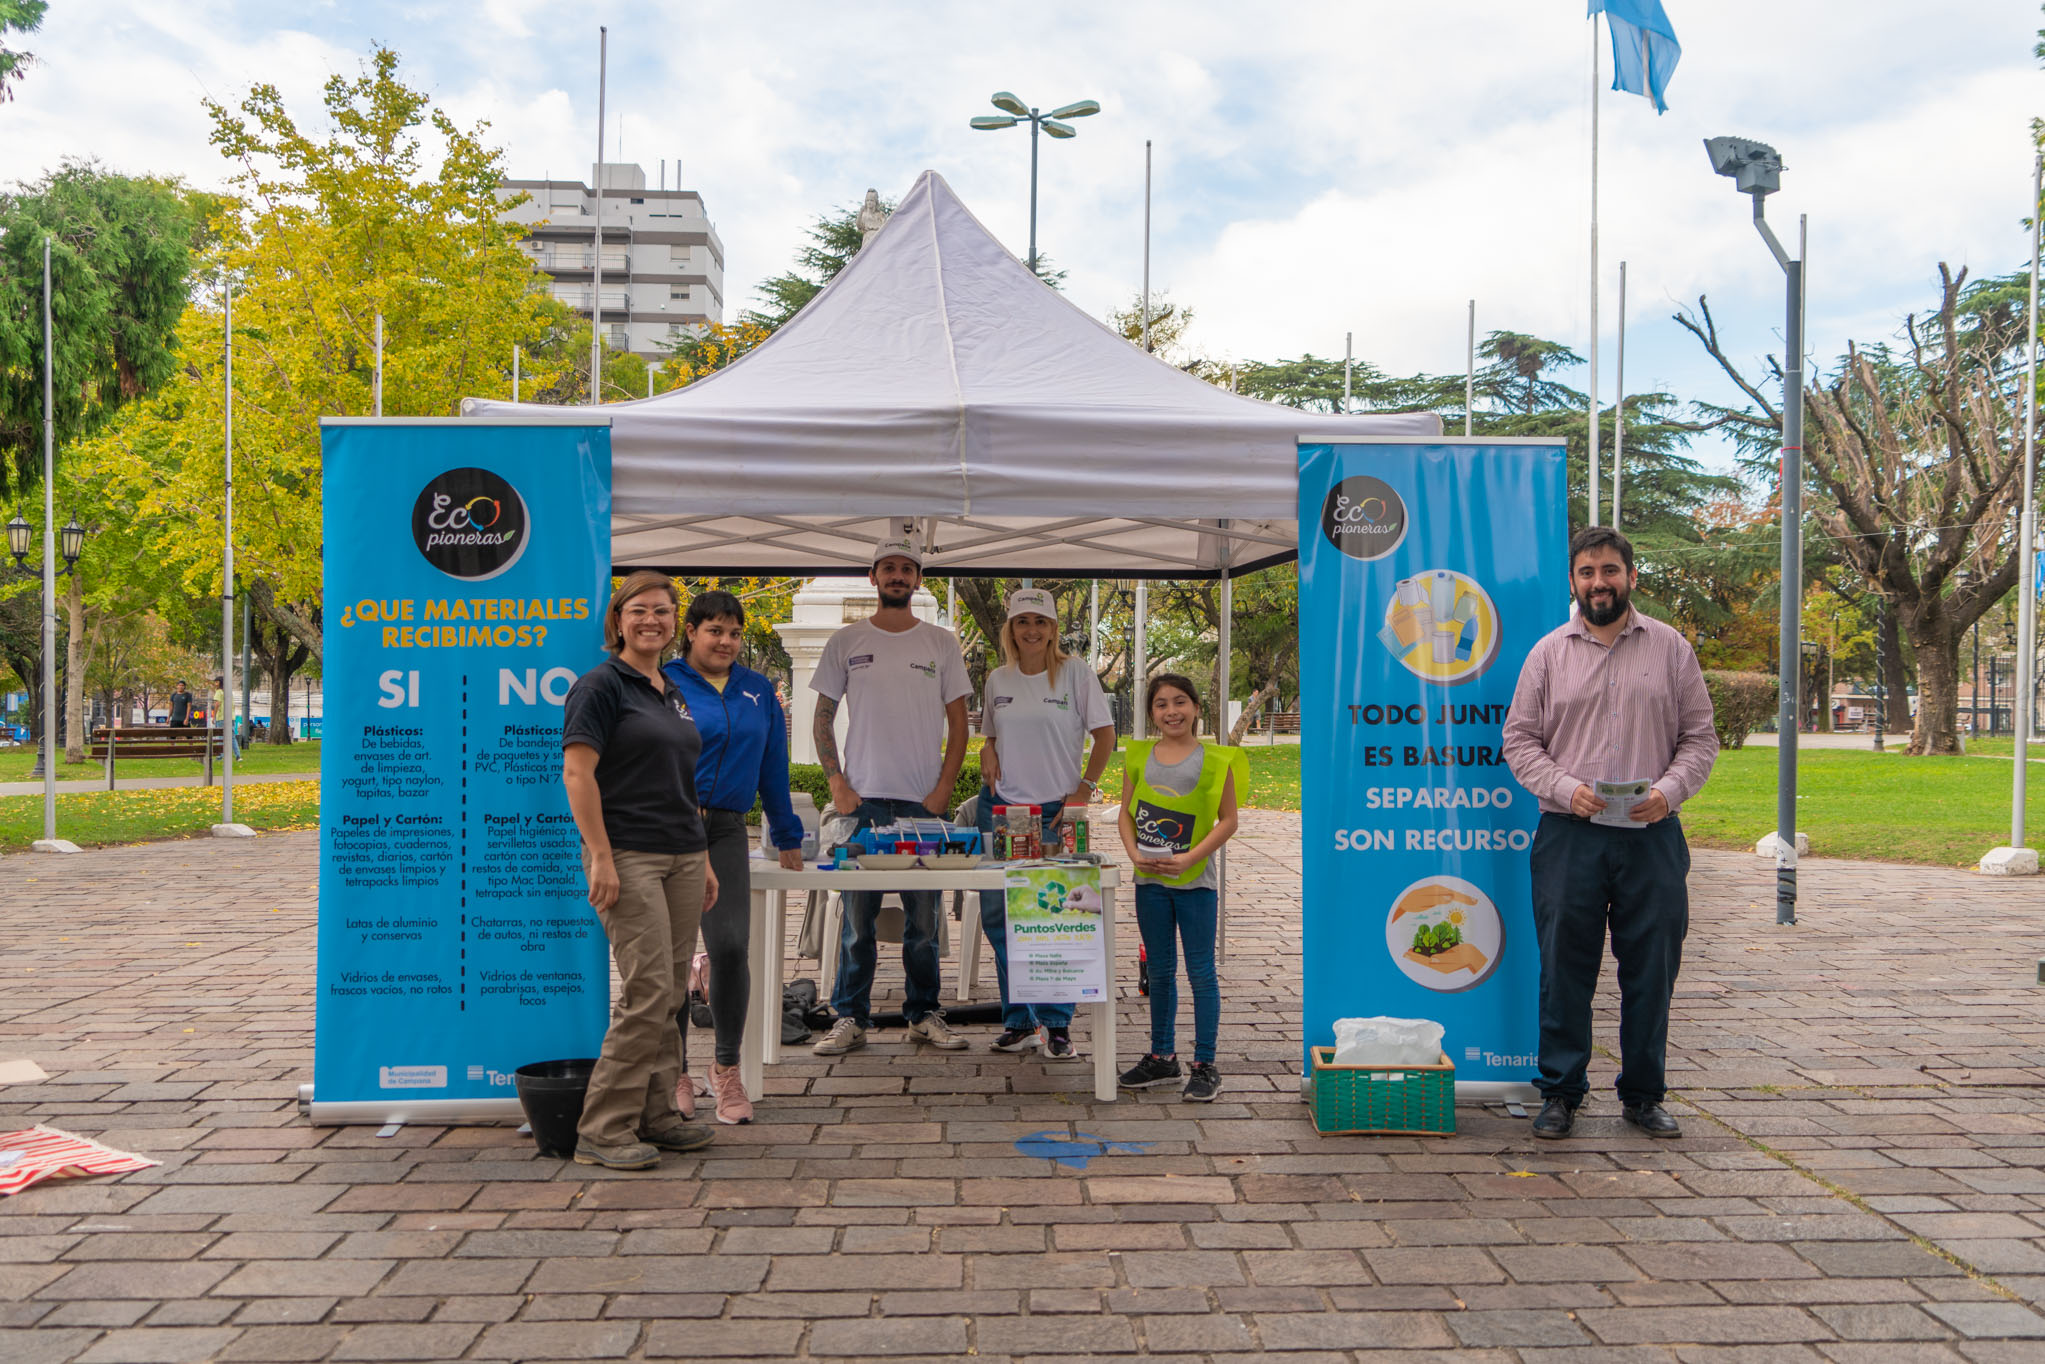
left=856, top=189, right=888, bottom=250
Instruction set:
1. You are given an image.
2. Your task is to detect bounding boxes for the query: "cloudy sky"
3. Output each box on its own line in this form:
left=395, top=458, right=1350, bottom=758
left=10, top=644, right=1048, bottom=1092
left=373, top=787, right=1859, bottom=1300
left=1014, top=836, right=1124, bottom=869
left=3, top=2, right=2038, bottom=475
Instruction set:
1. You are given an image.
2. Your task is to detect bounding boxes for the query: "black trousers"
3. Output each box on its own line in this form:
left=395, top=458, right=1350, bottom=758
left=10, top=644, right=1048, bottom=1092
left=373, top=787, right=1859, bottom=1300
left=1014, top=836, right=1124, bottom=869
left=678, top=809, right=753, bottom=1070
left=1529, top=811, right=1690, bottom=1108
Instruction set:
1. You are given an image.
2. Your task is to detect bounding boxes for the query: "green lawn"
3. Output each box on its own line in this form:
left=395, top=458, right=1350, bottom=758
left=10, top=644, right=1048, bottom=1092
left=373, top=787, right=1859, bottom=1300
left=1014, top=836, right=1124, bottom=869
left=0, top=739, right=322, bottom=783
left=6, top=736, right=2034, bottom=869
left=0, top=779, right=321, bottom=854
left=1228, top=740, right=2039, bottom=869
left=1683, top=746, right=2044, bottom=867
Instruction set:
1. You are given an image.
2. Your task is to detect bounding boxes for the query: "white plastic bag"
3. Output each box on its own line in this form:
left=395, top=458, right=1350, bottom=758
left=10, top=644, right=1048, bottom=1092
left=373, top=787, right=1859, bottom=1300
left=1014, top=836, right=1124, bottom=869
left=1331, top=1016, right=1445, bottom=1068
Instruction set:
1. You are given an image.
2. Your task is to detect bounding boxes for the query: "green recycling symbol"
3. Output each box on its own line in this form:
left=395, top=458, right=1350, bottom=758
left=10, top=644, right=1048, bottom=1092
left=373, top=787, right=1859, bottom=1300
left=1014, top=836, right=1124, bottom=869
left=1036, top=880, right=1069, bottom=914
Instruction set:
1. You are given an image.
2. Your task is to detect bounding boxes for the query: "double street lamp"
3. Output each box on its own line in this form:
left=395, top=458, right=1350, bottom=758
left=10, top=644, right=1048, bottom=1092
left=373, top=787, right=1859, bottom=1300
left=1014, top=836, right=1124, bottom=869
left=7, top=513, right=86, bottom=572
left=1706, top=133, right=1804, bottom=926
left=969, top=91, right=1100, bottom=276
left=7, top=510, right=89, bottom=785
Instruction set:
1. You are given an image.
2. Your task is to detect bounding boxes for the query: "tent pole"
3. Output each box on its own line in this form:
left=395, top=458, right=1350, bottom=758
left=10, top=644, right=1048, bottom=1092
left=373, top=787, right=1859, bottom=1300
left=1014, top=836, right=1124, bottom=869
left=1132, top=581, right=1149, bottom=739
left=1215, top=542, right=1232, bottom=965
left=1089, top=579, right=1100, bottom=668
left=1343, top=332, right=1352, bottom=413
left=512, top=344, right=520, bottom=403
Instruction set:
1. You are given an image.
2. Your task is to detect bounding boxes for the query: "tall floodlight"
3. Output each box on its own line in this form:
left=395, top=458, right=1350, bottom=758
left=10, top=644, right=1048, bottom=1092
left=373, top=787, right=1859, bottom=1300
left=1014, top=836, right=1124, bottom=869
left=1706, top=134, right=1803, bottom=923
left=969, top=91, right=1100, bottom=275
left=1984, top=152, right=2043, bottom=877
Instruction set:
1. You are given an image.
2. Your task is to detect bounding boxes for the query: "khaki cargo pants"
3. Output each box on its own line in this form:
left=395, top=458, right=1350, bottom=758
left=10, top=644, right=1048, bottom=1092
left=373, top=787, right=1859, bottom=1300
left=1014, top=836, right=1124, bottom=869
left=577, top=847, right=708, bottom=1147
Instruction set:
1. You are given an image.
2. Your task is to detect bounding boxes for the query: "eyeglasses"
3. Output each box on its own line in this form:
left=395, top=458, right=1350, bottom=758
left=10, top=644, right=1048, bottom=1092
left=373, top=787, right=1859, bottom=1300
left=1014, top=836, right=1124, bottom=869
left=622, top=606, right=676, bottom=621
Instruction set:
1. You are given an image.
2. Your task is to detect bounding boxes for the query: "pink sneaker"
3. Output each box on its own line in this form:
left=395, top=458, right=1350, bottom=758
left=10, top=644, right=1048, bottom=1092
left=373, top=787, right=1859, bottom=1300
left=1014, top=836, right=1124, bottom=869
left=709, top=1063, right=753, bottom=1125
left=672, top=1074, right=697, bottom=1120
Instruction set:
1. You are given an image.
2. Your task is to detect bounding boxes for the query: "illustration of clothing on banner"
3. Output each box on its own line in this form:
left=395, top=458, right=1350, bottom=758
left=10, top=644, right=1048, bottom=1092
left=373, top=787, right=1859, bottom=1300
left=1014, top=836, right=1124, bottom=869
left=1004, top=864, right=1106, bottom=1005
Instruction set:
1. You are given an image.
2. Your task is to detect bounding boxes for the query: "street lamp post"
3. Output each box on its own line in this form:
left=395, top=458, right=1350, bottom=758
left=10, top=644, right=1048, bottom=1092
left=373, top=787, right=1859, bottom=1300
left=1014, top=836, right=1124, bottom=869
left=1706, top=135, right=1804, bottom=924
left=969, top=92, right=1101, bottom=276
left=7, top=510, right=85, bottom=799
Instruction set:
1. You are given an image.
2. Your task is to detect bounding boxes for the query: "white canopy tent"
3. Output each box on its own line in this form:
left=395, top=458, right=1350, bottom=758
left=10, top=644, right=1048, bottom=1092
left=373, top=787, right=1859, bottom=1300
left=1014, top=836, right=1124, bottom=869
left=465, top=169, right=1438, bottom=579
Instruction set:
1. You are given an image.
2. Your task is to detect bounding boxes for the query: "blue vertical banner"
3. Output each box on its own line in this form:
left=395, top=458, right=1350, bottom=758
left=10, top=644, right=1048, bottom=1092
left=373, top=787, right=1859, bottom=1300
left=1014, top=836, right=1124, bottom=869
left=315, top=420, right=612, bottom=1120
left=1298, top=440, right=1567, bottom=1097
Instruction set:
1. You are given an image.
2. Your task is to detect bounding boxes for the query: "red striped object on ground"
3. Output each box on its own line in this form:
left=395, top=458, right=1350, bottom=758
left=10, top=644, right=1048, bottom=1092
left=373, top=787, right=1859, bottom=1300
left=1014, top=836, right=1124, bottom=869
left=0, top=1126, right=158, bottom=1197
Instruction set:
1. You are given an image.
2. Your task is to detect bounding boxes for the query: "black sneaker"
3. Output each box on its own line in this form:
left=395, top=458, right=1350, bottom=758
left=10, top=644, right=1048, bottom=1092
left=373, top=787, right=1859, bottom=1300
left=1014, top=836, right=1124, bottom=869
left=1042, top=1027, right=1077, bottom=1060
left=990, top=1027, right=1039, bottom=1053
left=1118, top=1053, right=1182, bottom=1089
left=1183, top=1063, right=1221, bottom=1102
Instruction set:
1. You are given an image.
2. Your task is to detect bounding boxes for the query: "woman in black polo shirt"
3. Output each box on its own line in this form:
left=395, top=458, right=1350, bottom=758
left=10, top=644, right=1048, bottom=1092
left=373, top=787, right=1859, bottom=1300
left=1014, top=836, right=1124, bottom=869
left=560, top=572, right=718, bottom=1170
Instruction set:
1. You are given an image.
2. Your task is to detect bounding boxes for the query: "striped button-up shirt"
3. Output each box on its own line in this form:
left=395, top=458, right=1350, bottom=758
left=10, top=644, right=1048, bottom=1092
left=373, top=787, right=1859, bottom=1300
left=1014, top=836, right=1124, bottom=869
left=1502, top=609, right=1719, bottom=817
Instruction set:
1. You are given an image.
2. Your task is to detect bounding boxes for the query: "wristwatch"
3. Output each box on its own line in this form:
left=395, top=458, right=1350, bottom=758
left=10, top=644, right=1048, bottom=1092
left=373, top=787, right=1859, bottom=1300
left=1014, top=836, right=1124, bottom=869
left=1077, top=777, right=1098, bottom=795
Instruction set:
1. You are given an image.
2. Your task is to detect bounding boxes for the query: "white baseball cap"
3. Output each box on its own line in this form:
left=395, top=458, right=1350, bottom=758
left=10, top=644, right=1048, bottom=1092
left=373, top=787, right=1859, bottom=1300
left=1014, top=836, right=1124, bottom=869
left=1006, top=587, right=1056, bottom=621
left=871, top=533, right=924, bottom=568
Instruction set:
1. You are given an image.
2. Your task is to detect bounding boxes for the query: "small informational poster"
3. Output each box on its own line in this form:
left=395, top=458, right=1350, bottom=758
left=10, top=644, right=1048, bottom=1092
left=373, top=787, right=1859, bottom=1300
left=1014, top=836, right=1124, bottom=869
left=1004, top=865, right=1106, bottom=1004
left=1591, top=778, right=1652, bottom=828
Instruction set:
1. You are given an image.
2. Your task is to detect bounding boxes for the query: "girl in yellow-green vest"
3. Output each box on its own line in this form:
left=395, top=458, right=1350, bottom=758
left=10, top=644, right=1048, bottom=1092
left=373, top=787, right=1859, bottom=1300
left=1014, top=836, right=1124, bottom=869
left=1116, top=673, right=1248, bottom=1103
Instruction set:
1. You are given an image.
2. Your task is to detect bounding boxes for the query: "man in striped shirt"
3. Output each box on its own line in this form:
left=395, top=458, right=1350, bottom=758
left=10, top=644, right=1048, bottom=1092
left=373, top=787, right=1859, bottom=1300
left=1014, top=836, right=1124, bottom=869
left=1502, top=526, right=1719, bottom=1140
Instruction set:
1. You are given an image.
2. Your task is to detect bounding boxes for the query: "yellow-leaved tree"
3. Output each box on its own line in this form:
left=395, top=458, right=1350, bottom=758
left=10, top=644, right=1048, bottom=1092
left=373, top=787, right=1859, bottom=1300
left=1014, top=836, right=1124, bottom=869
left=76, top=47, right=578, bottom=704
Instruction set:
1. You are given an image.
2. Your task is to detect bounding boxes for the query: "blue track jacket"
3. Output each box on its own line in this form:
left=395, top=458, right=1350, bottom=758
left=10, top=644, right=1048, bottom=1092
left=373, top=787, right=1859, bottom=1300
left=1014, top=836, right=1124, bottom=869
left=661, top=658, right=804, bottom=851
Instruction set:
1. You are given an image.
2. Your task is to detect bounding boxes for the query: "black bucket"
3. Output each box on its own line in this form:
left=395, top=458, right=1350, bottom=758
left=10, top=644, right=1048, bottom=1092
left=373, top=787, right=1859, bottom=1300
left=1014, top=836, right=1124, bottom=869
left=513, top=1058, right=596, bottom=1159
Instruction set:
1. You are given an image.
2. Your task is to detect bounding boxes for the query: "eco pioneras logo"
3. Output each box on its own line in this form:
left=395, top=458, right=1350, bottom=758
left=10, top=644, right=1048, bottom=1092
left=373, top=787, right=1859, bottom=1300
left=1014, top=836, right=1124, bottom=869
left=412, top=468, right=530, bottom=581
left=1319, top=475, right=1408, bottom=561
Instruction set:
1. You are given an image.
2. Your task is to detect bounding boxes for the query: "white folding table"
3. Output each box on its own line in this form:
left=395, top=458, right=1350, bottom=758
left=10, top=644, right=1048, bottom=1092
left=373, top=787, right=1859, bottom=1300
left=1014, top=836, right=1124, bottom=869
left=740, top=863, right=1121, bottom=1102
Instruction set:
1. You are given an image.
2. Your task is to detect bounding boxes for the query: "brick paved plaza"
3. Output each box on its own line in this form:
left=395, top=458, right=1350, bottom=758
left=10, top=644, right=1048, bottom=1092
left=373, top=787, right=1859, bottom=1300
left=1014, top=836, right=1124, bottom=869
left=3, top=812, right=2045, bottom=1362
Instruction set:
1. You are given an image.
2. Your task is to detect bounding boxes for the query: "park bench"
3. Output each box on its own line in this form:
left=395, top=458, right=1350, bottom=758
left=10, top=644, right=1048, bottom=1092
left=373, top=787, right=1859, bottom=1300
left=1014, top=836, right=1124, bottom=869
left=88, top=725, right=226, bottom=789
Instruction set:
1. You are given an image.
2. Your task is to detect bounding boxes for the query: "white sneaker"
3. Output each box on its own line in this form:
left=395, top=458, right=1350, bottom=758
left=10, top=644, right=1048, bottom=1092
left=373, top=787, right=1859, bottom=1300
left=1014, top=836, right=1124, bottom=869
left=906, top=1012, right=969, bottom=1050
left=812, top=1017, right=866, bottom=1056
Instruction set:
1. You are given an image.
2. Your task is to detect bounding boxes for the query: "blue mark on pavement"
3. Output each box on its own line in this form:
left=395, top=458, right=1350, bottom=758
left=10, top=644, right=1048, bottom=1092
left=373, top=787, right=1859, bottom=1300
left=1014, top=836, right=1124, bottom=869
left=1013, top=1130, right=1154, bottom=1168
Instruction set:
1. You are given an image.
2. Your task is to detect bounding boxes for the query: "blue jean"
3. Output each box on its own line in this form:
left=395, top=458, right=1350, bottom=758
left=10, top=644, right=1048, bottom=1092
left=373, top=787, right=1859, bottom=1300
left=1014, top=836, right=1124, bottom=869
left=973, top=787, right=1071, bottom=1030
left=833, top=798, right=944, bottom=1026
left=1134, top=882, right=1219, bottom=1064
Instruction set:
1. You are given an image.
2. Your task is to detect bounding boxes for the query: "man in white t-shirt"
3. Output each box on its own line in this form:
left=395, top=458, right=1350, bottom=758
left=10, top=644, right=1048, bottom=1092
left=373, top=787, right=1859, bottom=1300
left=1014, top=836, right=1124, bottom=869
left=810, top=532, right=972, bottom=1055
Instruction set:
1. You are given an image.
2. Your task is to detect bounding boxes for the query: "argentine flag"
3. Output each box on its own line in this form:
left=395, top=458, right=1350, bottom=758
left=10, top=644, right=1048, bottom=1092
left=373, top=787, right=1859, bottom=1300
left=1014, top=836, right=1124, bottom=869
left=1590, top=0, right=1681, bottom=113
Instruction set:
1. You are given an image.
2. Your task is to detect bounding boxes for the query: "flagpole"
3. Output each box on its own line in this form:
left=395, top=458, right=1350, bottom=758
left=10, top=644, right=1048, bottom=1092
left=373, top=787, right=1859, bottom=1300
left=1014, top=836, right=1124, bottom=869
left=1141, top=140, right=1151, bottom=352
left=1614, top=260, right=1626, bottom=528
left=2008, top=152, right=2041, bottom=859
left=1587, top=14, right=1601, bottom=528
left=1343, top=331, right=1352, bottom=412
left=590, top=25, right=607, bottom=404
left=1465, top=299, right=1475, bottom=437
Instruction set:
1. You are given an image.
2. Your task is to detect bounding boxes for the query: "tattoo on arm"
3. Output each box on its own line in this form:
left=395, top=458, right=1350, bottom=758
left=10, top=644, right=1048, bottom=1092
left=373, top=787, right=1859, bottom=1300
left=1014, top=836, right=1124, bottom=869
left=814, top=696, right=842, bottom=778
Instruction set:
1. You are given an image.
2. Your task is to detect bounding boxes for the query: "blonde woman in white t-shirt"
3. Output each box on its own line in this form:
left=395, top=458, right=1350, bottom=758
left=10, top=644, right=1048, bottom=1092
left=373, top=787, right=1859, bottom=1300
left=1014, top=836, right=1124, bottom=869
left=975, top=588, right=1117, bottom=1059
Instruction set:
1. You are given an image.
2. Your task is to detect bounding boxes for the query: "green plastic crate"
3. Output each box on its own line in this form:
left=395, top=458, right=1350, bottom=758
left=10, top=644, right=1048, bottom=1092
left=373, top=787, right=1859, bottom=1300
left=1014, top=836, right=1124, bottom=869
left=1308, top=1047, right=1456, bottom=1136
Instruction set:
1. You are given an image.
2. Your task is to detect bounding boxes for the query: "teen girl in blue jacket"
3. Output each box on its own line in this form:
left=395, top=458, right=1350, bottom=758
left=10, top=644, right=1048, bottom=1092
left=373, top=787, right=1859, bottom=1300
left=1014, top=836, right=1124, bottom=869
left=663, top=590, right=804, bottom=1124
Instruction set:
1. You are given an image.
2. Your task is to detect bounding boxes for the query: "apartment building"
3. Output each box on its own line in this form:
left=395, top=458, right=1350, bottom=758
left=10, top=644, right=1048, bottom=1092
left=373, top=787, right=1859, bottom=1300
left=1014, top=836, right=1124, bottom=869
left=498, top=162, right=726, bottom=360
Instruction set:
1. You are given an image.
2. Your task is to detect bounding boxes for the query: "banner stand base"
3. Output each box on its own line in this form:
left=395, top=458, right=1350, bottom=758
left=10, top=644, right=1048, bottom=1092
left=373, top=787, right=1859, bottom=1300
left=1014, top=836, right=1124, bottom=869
left=298, top=1084, right=525, bottom=1127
